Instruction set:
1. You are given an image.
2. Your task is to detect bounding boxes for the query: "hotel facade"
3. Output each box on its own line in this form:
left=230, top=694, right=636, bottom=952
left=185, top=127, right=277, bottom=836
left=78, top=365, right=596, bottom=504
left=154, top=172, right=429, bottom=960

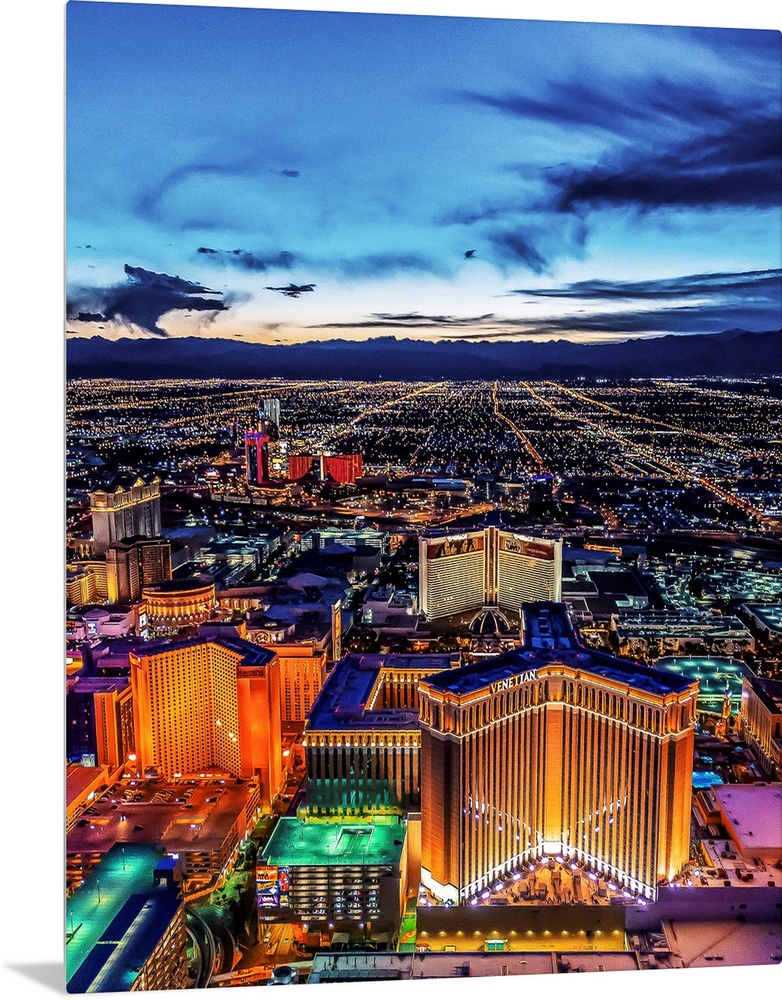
left=418, top=604, right=697, bottom=903
left=89, top=475, right=162, bottom=555
left=129, top=635, right=283, bottom=801
left=419, top=526, right=562, bottom=619
left=303, top=652, right=459, bottom=814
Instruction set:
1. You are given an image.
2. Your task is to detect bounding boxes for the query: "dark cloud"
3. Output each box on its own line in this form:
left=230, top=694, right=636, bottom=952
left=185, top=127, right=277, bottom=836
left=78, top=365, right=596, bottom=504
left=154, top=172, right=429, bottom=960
left=308, top=312, right=497, bottom=330
left=437, top=201, right=516, bottom=226
left=488, top=232, right=548, bottom=274
left=196, top=247, right=295, bottom=271
left=457, top=76, right=780, bottom=216
left=451, top=303, right=781, bottom=342
left=67, top=264, right=227, bottom=337
left=553, top=112, right=781, bottom=212
left=510, top=268, right=782, bottom=301
left=457, top=83, right=646, bottom=140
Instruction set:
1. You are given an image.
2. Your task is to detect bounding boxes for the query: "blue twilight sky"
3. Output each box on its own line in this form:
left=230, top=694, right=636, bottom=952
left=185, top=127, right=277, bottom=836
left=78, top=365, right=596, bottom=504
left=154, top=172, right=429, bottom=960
left=66, top=1, right=782, bottom=345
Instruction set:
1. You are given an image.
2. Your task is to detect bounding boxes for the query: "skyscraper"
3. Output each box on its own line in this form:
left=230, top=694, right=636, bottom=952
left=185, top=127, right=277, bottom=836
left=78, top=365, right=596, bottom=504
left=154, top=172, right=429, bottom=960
left=130, top=636, right=283, bottom=799
left=303, top=651, right=460, bottom=814
left=105, top=536, right=172, bottom=603
left=261, top=397, right=281, bottom=429
left=418, top=604, right=696, bottom=903
left=66, top=675, right=135, bottom=769
left=89, top=476, right=162, bottom=555
left=245, top=429, right=270, bottom=485
left=419, top=526, right=562, bottom=619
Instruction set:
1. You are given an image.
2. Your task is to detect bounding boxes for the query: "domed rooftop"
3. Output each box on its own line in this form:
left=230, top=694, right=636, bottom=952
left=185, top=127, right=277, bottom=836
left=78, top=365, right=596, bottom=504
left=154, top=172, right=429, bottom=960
left=469, top=607, right=512, bottom=636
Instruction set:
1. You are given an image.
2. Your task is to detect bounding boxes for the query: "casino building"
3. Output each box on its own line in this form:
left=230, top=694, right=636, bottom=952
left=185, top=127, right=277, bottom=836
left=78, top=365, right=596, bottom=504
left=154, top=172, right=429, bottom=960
left=418, top=604, right=697, bottom=903
left=419, top=525, right=562, bottom=620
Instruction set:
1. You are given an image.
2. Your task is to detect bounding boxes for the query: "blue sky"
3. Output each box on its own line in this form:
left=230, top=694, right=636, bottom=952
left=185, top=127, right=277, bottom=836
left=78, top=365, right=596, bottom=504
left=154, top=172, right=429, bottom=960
left=66, top=2, right=781, bottom=344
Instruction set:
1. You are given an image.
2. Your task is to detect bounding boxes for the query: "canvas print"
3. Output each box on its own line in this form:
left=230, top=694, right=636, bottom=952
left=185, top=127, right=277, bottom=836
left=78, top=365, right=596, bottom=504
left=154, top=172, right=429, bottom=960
left=65, top=1, right=782, bottom=992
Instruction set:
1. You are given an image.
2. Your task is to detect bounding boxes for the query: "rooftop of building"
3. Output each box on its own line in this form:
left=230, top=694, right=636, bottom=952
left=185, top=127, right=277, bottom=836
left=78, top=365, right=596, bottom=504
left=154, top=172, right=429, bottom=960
left=66, top=776, right=259, bottom=857
left=66, top=844, right=180, bottom=994
left=67, top=675, right=130, bottom=694
left=653, top=656, right=744, bottom=705
left=67, top=764, right=109, bottom=806
left=142, top=577, right=215, bottom=593
left=741, top=603, right=782, bottom=632
left=709, top=783, right=782, bottom=853
left=613, top=612, right=750, bottom=634
left=306, top=652, right=460, bottom=731
left=665, top=919, right=782, bottom=968
left=583, top=569, right=648, bottom=598
left=107, top=534, right=169, bottom=549
left=126, top=633, right=275, bottom=667
left=89, top=474, right=159, bottom=496
left=740, top=666, right=782, bottom=715
left=309, top=950, right=640, bottom=981
left=261, top=815, right=406, bottom=868
left=521, top=603, right=578, bottom=650
left=422, top=603, right=693, bottom=698
left=420, top=525, right=488, bottom=540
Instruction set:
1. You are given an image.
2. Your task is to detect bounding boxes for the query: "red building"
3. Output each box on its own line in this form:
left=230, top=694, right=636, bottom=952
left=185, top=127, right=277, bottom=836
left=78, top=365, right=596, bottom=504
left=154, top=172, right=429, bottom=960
left=288, top=454, right=317, bottom=481
left=288, top=453, right=363, bottom=485
left=323, top=453, right=363, bottom=484
left=245, top=430, right=270, bottom=485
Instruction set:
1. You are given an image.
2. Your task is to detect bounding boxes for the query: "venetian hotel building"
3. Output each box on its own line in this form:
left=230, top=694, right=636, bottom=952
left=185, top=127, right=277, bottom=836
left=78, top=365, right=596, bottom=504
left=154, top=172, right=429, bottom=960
left=419, top=604, right=696, bottom=902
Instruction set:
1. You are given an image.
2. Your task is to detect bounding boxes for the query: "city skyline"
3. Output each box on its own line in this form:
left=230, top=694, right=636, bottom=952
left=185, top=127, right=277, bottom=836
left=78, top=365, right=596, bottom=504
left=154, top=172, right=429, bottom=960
left=66, top=3, right=781, bottom=348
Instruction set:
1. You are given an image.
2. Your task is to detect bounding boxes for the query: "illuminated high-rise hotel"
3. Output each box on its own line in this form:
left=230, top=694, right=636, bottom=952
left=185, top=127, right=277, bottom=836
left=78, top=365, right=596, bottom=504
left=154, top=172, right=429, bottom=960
left=418, top=604, right=696, bottom=903
left=89, top=476, right=162, bottom=555
left=245, top=429, right=271, bottom=485
left=419, top=528, right=486, bottom=618
left=288, top=452, right=363, bottom=484
left=419, top=525, right=562, bottom=619
left=130, top=636, right=283, bottom=800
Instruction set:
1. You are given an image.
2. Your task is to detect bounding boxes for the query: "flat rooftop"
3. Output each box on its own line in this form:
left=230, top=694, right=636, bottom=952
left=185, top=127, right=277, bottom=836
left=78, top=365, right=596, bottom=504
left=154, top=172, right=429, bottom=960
left=310, top=951, right=639, bottom=981
left=261, top=816, right=406, bottom=868
left=741, top=665, right=782, bottom=715
left=66, top=844, right=181, bottom=993
left=67, top=776, right=258, bottom=857
left=306, top=652, right=459, bottom=731
left=654, top=656, right=744, bottom=709
left=742, top=603, right=782, bottom=633
left=665, top=920, right=782, bottom=968
left=521, top=603, right=578, bottom=650
left=710, top=783, right=782, bottom=854
left=67, top=764, right=107, bottom=806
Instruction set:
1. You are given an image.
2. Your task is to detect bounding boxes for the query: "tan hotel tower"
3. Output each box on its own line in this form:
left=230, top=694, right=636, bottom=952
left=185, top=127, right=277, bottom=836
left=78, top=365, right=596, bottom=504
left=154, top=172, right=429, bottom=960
left=419, top=604, right=696, bottom=902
